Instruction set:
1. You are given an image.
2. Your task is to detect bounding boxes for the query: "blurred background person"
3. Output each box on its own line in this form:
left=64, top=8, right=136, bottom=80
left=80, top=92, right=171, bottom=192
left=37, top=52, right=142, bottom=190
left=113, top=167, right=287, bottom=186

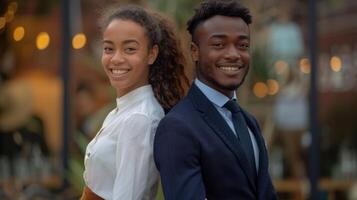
left=267, top=1, right=308, bottom=180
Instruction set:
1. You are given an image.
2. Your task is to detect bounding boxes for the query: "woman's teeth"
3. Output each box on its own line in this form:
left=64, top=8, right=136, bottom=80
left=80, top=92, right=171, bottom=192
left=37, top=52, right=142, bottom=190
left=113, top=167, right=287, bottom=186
left=111, top=69, right=129, bottom=75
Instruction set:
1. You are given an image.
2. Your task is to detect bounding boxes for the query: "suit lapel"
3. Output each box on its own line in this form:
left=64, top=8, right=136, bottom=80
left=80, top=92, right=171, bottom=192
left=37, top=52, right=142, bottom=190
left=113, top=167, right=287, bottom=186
left=188, top=85, right=256, bottom=190
left=242, top=110, right=269, bottom=198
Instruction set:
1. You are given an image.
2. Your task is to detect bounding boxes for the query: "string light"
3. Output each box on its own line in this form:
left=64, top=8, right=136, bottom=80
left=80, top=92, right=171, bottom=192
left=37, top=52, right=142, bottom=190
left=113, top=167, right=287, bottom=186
left=274, top=60, right=289, bottom=75
left=253, top=82, right=268, bottom=98
left=8, top=2, right=18, bottom=13
left=267, top=79, right=279, bottom=95
left=36, top=32, right=50, bottom=50
left=72, top=33, right=87, bottom=49
left=299, top=58, right=311, bottom=74
left=13, top=26, right=25, bottom=41
left=1, top=2, right=18, bottom=30
left=330, top=56, right=342, bottom=72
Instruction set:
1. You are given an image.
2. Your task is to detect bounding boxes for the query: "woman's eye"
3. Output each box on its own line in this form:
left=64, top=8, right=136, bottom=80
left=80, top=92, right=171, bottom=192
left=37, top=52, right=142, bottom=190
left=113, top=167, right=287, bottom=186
left=103, top=47, right=113, bottom=53
left=124, top=48, right=137, bottom=54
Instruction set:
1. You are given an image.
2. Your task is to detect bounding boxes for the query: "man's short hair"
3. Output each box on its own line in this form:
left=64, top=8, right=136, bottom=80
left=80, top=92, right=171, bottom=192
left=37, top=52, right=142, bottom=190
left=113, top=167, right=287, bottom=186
left=187, top=0, right=252, bottom=41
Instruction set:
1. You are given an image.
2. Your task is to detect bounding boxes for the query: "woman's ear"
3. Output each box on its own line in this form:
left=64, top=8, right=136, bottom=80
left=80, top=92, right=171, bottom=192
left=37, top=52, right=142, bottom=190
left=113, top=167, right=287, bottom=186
left=148, top=44, right=159, bottom=65
left=191, top=42, right=199, bottom=62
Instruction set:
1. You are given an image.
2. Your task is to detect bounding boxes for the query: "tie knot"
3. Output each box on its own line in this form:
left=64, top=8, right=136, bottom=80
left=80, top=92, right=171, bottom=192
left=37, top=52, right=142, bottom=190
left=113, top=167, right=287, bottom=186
left=223, top=100, right=240, bottom=113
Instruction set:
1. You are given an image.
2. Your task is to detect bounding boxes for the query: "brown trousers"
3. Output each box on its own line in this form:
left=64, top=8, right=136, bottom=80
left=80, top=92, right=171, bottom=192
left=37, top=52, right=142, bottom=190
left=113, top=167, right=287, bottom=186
left=80, top=186, right=104, bottom=200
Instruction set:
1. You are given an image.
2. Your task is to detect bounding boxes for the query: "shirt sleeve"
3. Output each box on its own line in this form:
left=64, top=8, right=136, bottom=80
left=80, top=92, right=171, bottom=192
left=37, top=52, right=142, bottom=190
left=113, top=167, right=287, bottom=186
left=112, top=113, right=156, bottom=200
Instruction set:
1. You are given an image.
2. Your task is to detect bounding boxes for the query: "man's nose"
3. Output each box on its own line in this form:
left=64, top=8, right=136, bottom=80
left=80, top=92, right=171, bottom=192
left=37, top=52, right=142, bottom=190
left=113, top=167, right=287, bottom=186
left=224, top=45, right=241, bottom=61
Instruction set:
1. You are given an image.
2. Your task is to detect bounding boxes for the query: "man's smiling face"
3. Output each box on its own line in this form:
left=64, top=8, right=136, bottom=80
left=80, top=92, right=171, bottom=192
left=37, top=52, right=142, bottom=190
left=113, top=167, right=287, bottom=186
left=191, top=15, right=251, bottom=98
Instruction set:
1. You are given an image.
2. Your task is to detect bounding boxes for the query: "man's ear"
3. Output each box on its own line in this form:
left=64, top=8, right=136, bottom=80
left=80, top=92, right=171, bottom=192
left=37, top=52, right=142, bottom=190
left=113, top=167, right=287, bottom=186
left=191, top=42, right=199, bottom=62
left=148, top=44, right=159, bottom=65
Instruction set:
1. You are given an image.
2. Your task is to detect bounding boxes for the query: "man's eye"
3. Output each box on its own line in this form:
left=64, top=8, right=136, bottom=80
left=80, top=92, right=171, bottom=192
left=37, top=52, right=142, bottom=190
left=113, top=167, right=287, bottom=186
left=212, top=43, right=224, bottom=48
left=239, top=44, right=249, bottom=50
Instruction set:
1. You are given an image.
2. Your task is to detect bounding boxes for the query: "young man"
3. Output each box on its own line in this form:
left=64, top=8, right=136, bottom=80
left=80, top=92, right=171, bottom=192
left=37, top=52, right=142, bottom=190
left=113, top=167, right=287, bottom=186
left=154, top=0, right=277, bottom=199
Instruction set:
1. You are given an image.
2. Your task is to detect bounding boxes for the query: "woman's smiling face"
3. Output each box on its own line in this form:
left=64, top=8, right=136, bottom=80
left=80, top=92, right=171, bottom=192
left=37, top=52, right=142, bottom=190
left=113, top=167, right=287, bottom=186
left=101, top=19, right=158, bottom=97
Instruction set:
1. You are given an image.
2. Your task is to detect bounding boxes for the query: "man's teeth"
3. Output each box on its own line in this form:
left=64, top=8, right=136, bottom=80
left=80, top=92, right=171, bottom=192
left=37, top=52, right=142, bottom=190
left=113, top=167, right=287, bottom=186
left=220, top=66, right=239, bottom=71
left=112, top=69, right=129, bottom=75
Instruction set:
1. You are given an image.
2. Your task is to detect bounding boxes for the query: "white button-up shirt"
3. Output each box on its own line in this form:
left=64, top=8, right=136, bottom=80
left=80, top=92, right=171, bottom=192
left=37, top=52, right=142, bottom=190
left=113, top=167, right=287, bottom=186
left=83, top=85, right=164, bottom=200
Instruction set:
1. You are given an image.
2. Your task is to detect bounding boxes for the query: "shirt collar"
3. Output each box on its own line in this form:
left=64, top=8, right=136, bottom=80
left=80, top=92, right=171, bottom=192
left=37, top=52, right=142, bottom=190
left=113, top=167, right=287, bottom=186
left=194, top=79, right=237, bottom=107
left=116, top=85, right=154, bottom=109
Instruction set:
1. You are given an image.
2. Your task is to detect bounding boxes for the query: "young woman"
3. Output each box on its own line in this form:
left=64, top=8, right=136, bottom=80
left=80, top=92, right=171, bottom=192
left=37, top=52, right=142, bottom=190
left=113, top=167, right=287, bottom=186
left=81, top=5, right=188, bottom=200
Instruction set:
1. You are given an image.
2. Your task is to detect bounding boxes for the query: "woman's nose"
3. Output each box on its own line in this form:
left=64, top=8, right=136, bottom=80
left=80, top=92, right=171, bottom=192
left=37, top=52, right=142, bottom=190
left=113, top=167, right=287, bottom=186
left=111, top=51, right=125, bottom=64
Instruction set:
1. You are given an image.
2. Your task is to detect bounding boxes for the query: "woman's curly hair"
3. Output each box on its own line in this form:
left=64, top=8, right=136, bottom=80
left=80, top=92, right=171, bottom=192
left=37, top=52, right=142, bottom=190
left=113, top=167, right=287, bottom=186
left=100, top=5, right=189, bottom=112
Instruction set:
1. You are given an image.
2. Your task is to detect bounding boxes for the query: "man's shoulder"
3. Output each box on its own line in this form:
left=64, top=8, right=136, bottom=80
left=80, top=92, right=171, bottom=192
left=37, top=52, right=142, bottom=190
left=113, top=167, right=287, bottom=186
left=168, top=96, right=194, bottom=114
left=159, top=96, right=197, bottom=125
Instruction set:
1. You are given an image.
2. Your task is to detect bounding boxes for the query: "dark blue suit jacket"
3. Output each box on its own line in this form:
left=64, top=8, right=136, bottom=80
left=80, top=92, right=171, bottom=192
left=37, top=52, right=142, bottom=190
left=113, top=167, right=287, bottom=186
left=154, top=84, right=277, bottom=200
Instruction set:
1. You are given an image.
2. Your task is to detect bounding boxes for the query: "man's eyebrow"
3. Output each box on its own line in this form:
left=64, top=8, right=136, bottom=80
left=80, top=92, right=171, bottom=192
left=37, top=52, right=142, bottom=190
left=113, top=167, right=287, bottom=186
left=208, top=34, right=250, bottom=40
left=238, top=35, right=250, bottom=40
left=209, top=33, right=227, bottom=39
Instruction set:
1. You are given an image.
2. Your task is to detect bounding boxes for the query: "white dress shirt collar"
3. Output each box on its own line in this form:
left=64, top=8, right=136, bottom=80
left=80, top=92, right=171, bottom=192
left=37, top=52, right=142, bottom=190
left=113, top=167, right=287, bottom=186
left=116, top=85, right=154, bottom=110
left=194, top=79, right=237, bottom=107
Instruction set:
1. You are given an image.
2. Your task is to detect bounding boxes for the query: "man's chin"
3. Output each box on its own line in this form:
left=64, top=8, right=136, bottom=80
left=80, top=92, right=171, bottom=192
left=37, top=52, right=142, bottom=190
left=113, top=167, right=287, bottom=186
left=225, top=81, right=244, bottom=91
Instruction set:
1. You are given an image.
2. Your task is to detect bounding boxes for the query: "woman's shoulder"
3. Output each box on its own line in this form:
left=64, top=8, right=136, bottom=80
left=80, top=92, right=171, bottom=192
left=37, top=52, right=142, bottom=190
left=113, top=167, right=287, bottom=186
left=127, top=97, right=164, bottom=120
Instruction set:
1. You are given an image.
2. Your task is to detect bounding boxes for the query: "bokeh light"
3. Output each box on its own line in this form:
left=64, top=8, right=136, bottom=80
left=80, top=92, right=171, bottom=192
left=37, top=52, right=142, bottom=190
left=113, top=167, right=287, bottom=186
left=8, top=2, right=18, bottom=13
left=274, top=60, right=289, bottom=75
left=13, top=26, right=25, bottom=41
left=267, top=79, right=279, bottom=95
left=72, top=33, right=87, bottom=49
left=330, top=56, right=342, bottom=72
left=299, top=58, right=311, bottom=74
left=253, top=82, right=268, bottom=98
left=36, top=32, right=50, bottom=50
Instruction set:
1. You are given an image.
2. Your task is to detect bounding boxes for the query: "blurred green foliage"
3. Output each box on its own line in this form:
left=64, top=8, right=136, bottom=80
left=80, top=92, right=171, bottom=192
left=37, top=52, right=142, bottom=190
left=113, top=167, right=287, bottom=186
left=149, top=0, right=200, bottom=29
left=67, top=131, right=87, bottom=195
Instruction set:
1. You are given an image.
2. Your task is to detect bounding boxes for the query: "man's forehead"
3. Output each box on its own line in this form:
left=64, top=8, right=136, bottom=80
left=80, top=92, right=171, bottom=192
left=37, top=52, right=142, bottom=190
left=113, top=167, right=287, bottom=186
left=194, top=15, right=249, bottom=37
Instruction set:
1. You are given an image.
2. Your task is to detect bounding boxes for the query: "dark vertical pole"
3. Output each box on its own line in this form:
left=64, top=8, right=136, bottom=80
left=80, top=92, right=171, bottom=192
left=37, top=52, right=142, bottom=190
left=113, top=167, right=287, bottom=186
left=61, top=0, right=71, bottom=188
left=308, top=0, right=320, bottom=199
